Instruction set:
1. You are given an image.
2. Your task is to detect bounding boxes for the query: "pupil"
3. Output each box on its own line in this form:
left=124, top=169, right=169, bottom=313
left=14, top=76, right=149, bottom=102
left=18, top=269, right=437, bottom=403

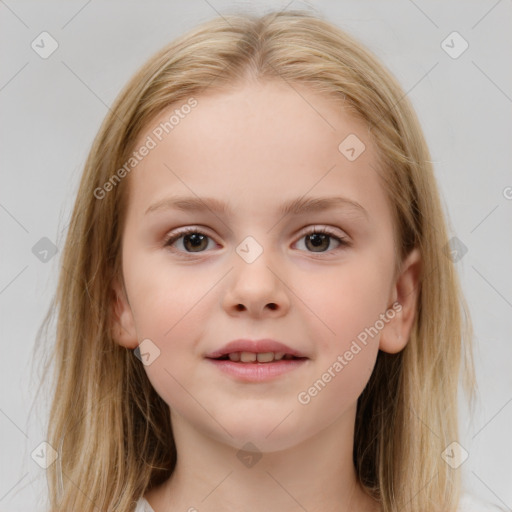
left=184, top=233, right=207, bottom=252
left=307, top=233, right=328, bottom=252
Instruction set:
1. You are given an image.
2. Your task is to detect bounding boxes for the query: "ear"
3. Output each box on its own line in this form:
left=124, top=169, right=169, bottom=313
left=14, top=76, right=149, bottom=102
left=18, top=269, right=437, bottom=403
left=111, top=275, right=139, bottom=349
left=379, top=247, right=422, bottom=354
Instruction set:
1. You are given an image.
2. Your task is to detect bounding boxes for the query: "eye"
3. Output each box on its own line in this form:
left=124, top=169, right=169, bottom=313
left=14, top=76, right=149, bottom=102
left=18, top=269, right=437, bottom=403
left=163, top=227, right=216, bottom=254
left=294, top=226, right=349, bottom=254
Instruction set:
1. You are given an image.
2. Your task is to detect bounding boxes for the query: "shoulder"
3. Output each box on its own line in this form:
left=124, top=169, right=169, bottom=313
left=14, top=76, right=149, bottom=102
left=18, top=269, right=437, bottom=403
left=458, top=492, right=507, bottom=512
left=134, top=497, right=156, bottom=512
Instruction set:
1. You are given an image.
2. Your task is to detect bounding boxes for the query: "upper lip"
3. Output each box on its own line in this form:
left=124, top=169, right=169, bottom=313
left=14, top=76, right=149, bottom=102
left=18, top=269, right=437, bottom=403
left=205, top=339, right=308, bottom=359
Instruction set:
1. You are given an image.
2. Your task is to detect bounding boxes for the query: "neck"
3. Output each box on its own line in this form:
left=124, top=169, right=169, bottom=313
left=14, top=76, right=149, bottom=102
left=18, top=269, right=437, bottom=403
left=145, top=403, right=379, bottom=512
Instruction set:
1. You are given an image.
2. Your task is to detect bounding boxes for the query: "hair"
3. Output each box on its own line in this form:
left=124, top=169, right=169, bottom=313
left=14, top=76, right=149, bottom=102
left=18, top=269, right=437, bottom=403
left=35, top=8, right=476, bottom=512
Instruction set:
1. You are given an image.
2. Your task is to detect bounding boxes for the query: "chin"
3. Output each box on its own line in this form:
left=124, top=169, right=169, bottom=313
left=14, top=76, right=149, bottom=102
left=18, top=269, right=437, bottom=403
left=204, top=412, right=307, bottom=453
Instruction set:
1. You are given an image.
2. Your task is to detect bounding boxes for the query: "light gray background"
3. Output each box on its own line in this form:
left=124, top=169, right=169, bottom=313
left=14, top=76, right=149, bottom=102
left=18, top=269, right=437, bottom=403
left=1, top=1, right=511, bottom=511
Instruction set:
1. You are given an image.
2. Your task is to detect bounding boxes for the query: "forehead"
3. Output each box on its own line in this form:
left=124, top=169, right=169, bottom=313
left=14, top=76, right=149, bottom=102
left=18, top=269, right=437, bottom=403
left=125, top=80, right=390, bottom=225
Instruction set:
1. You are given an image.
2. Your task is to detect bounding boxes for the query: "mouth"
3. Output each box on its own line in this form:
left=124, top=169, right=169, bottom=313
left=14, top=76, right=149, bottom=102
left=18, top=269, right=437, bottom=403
left=205, top=339, right=309, bottom=381
left=206, top=352, right=309, bottom=382
left=205, top=338, right=309, bottom=361
left=208, top=352, right=307, bottom=363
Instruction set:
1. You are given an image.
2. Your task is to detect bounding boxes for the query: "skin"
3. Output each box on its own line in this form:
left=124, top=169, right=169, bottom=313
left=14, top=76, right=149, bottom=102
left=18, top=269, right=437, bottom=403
left=112, top=79, right=421, bottom=512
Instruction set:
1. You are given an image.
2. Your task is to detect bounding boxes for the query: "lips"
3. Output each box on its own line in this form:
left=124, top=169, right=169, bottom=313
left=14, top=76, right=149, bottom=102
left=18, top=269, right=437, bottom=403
left=206, top=338, right=309, bottom=382
left=205, top=338, right=308, bottom=361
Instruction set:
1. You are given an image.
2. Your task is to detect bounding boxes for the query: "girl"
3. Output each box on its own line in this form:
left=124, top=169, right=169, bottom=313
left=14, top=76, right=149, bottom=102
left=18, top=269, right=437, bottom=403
left=38, top=8, right=495, bottom=512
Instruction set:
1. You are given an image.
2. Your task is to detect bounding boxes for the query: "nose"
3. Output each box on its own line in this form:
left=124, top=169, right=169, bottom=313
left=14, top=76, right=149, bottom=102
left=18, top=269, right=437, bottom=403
left=221, top=247, right=291, bottom=318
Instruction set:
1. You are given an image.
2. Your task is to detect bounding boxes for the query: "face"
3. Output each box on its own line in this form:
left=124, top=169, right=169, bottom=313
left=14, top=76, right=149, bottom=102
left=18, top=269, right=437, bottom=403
left=112, top=80, right=420, bottom=452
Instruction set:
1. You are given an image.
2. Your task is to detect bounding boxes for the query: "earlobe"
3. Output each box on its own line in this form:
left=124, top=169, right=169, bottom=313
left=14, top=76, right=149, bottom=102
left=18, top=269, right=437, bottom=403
left=379, top=247, right=422, bottom=354
left=111, top=276, right=139, bottom=349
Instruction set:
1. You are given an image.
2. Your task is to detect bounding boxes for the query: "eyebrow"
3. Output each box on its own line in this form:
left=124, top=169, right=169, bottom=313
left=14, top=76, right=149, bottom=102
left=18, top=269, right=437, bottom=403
left=145, top=195, right=369, bottom=219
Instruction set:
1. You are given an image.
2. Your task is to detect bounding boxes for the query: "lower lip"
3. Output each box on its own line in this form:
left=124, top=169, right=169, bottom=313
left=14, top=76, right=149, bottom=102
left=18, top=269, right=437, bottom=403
left=206, top=358, right=308, bottom=382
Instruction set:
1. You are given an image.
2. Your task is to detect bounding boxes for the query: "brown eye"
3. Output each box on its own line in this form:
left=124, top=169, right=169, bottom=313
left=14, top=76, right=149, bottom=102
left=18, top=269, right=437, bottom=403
left=295, top=227, right=348, bottom=253
left=305, top=232, right=331, bottom=252
left=164, top=229, right=214, bottom=253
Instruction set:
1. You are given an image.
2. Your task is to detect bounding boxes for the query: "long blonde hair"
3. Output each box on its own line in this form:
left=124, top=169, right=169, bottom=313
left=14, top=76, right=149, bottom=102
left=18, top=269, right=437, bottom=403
left=36, top=9, right=475, bottom=511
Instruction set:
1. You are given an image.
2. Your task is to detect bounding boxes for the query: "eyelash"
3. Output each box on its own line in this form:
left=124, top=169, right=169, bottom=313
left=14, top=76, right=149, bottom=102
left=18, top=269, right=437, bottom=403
left=163, top=226, right=350, bottom=256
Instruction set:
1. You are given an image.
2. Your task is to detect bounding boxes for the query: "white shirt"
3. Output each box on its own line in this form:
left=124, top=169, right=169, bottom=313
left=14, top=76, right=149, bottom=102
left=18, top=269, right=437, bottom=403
left=134, top=492, right=506, bottom=512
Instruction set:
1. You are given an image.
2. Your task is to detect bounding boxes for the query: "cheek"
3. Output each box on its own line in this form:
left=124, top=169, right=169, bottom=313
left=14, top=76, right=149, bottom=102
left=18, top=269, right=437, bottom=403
left=123, top=251, right=213, bottom=373
left=124, top=249, right=205, bottom=336
left=295, top=262, right=387, bottom=418
left=286, top=255, right=392, bottom=415
left=128, top=281, right=212, bottom=421
left=305, top=253, right=393, bottom=351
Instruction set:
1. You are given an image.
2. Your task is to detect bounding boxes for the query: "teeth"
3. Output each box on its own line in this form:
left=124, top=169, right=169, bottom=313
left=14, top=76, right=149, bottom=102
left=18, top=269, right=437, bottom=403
left=226, top=351, right=289, bottom=363
left=240, top=352, right=257, bottom=363
left=257, top=352, right=274, bottom=363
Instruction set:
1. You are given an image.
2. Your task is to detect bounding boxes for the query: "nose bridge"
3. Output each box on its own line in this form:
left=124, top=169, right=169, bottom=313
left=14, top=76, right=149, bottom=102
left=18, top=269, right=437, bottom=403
left=227, top=199, right=287, bottom=255
left=235, top=233, right=269, bottom=265
left=234, top=233, right=280, bottom=286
